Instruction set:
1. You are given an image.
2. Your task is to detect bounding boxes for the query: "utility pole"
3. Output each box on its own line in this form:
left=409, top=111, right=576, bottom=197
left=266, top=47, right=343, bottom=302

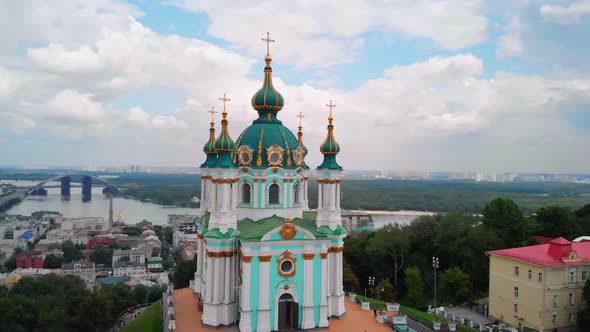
left=432, top=256, right=439, bottom=309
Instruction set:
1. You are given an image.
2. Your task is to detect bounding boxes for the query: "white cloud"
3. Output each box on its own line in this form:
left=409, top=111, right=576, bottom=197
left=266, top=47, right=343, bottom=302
left=540, top=0, right=590, bottom=24
left=172, top=0, right=488, bottom=68
left=46, top=89, right=105, bottom=124
left=496, top=33, right=524, bottom=58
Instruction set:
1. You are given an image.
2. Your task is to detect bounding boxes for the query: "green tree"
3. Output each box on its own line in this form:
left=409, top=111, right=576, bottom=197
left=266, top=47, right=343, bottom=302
left=173, top=259, right=196, bottom=289
left=404, top=266, right=424, bottom=307
left=483, top=198, right=529, bottom=247
left=536, top=205, right=576, bottom=239
left=343, top=259, right=360, bottom=292
left=440, top=267, right=472, bottom=305
left=92, top=246, right=113, bottom=267
left=61, top=241, right=84, bottom=263
left=366, top=224, right=409, bottom=289
left=379, top=278, right=395, bottom=302
left=163, top=226, right=174, bottom=245
left=43, top=254, right=65, bottom=269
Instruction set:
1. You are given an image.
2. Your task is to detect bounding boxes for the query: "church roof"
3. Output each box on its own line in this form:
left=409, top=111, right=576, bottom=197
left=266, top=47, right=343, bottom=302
left=233, top=121, right=299, bottom=169
left=237, top=212, right=326, bottom=242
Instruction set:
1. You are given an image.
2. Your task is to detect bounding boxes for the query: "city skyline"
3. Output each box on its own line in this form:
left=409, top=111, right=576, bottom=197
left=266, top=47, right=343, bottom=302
left=1, top=1, right=590, bottom=173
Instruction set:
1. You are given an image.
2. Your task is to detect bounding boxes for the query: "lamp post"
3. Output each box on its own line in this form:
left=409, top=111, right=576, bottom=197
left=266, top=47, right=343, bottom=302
left=368, top=276, right=375, bottom=299
left=432, top=256, right=439, bottom=309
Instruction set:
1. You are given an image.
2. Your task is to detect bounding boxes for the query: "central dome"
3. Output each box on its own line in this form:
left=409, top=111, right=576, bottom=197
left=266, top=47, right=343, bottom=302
left=233, top=122, right=299, bottom=169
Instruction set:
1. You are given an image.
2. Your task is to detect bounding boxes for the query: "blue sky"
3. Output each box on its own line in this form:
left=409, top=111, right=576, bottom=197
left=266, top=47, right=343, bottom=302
left=0, top=0, right=589, bottom=172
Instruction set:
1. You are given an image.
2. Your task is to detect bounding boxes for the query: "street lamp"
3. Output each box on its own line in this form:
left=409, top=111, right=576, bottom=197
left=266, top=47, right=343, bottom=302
left=368, top=276, right=375, bottom=299
left=432, top=256, right=439, bottom=309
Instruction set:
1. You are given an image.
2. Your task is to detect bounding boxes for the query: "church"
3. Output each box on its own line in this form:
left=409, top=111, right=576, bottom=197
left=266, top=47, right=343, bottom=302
left=193, top=33, right=346, bottom=332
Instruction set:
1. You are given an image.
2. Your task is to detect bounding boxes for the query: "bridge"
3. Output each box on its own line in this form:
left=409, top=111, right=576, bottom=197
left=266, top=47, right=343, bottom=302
left=19, top=174, right=122, bottom=202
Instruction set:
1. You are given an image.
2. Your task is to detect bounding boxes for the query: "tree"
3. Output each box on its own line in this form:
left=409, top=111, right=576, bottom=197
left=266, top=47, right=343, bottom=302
left=483, top=198, right=529, bottom=247
left=379, top=278, right=395, bottom=302
left=404, top=266, right=424, bottom=307
left=163, top=226, right=174, bottom=245
left=61, top=241, right=84, bottom=263
left=173, top=259, right=196, bottom=289
left=366, top=224, right=409, bottom=289
left=43, top=254, right=64, bottom=269
left=440, top=267, right=472, bottom=305
left=536, top=205, right=576, bottom=239
left=92, top=246, right=113, bottom=267
left=343, top=260, right=360, bottom=292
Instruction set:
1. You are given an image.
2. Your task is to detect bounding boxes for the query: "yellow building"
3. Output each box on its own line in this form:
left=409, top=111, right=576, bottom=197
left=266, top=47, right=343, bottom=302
left=488, top=237, right=589, bottom=332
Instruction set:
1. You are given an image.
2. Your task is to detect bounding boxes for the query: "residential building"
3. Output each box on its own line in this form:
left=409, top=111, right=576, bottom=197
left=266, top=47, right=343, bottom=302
left=147, top=257, right=163, bottom=273
left=113, top=261, right=146, bottom=278
left=112, top=249, right=146, bottom=265
left=168, top=214, right=198, bottom=233
left=16, top=250, right=44, bottom=269
left=488, top=237, right=589, bottom=332
left=60, top=217, right=110, bottom=233
left=45, top=229, right=88, bottom=245
left=62, top=261, right=95, bottom=283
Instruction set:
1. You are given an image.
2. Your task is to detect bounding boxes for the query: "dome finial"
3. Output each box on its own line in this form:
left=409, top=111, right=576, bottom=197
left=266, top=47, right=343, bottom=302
left=261, top=31, right=275, bottom=57
left=213, top=93, right=235, bottom=168
left=208, top=106, right=217, bottom=128
left=317, top=99, right=342, bottom=170
left=201, top=106, right=218, bottom=168
left=252, top=32, right=284, bottom=115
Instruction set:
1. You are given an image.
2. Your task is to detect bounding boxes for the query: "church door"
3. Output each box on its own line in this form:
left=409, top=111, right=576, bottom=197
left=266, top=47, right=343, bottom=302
left=278, top=293, right=299, bottom=331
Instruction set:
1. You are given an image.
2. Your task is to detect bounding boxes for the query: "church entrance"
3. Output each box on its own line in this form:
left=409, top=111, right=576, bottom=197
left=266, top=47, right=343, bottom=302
left=277, top=293, right=299, bottom=331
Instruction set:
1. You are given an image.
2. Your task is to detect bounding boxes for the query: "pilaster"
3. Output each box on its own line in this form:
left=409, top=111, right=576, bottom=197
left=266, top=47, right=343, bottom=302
left=257, top=255, right=272, bottom=331
left=319, top=252, right=329, bottom=327
left=302, top=253, right=316, bottom=329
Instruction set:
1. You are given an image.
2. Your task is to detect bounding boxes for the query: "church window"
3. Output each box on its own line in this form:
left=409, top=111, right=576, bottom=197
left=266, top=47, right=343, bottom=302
left=280, top=259, right=294, bottom=275
left=269, top=184, right=280, bottom=204
left=293, top=183, right=300, bottom=204
left=242, top=183, right=251, bottom=204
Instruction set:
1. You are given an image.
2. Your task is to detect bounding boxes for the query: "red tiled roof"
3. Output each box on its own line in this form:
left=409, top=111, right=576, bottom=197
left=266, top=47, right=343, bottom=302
left=487, top=237, right=590, bottom=267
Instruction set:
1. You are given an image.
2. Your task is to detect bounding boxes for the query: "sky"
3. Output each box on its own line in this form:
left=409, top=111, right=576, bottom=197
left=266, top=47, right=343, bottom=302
left=0, top=0, right=590, bottom=173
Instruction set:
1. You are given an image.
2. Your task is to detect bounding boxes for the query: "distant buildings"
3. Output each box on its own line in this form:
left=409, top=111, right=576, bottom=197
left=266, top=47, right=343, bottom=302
left=113, top=261, right=146, bottom=278
left=112, top=249, right=146, bottom=265
left=147, top=257, right=163, bottom=273
left=16, top=250, right=44, bottom=269
left=62, top=260, right=95, bottom=285
left=61, top=216, right=110, bottom=233
left=167, top=214, right=198, bottom=233
left=487, top=237, right=589, bottom=332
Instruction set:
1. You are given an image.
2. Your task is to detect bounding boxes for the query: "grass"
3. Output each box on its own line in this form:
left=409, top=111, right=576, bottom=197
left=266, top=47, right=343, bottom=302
left=120, top=301, right=162, bottom=332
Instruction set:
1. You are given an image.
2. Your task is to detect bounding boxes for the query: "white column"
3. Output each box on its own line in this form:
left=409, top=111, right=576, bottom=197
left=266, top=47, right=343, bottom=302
left=239, top=256, right=252, bottom=332
left=329, top=184, right=336, bottom=209
left=224, top=256, right=231, bottom=303
left=283, top=182, right=288, bottom=208
left=317, top=183, right=323, bottom=209
left=258, top=256, right=271, bottom=331
left=260, top=182, right=266, bottom=208
left=213, top=256, right=222, bottom=304
left=319, top=253, right=329, bottom=327
left=205, top=254, right=214, bottom=303
left=210, top=181, right=217, bottom=211
left=194, top=237, right=203, bottom=293
left=232, top=183, right=238, bottom=209
left=253, top=181, right=259, bottom=208
left=302, top=254, right=315, bottom=329
left=336, top=183, right=341, bottom=209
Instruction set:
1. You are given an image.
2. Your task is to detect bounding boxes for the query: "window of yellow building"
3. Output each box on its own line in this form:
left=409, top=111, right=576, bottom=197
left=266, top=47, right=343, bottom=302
left=553, top=295, right=559, bottom=307
left=582, top=271, right=587, bottom=281
left=569, top=313, right=575, bottom=322
left=569, top=293, right=574, bottom=305
left=538, top=272, right=543, bottom=283
left=513, top=304, right=518, bottom=313
left=528, top=269, right=532, bottom=280
left=514, top=286, right=519, bottom=298
left=514, top=266, right=519, bottom=276
left=552, top=315, right=557, bottom=325
left=568, top=267, right=577, bottom=282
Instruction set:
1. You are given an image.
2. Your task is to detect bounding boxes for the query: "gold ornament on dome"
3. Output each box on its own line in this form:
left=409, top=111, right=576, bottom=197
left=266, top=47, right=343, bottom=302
left=280, top=218, right=297, bottom=240
left=294, top=147, right=305, bottom=167
left=237, top=145, right=254, bottom=166
left=266, top=144, right=284, bottom=166
left=277, top=250, right=297, bottom=278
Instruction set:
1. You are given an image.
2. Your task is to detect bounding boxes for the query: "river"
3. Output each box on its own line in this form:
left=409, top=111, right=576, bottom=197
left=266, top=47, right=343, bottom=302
left=1, top=180, right=196, bottom=225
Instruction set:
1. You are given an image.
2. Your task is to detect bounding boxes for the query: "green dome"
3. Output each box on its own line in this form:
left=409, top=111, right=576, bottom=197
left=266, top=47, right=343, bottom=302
left=317, top=116, right=342, bottom=170
left=251, top=55, right=284, bottom=112
left=200, top=121, right=218, bottom=168
left=214, top=112, right=235, bottom=152
left=233, top=120, right=300, bottom=169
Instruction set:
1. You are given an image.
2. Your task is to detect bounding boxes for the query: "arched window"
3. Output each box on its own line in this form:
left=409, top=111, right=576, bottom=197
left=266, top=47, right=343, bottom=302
left=242, top=183, right=251, bottom=204
left=269, top=183, right=280, bottom=205
left=293, top=183, right=300, bottom=204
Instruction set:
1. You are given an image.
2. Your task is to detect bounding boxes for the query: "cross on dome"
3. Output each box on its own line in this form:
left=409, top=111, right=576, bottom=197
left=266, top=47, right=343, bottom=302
left=297, top=112, right=304, bottom=127
left=261, top=32, right=275, bottom=55
left=218, top=93, right=231, bottom=112
left=325, top=99, right=336, bottom=119
left=208, top=107, right=217, bottom=122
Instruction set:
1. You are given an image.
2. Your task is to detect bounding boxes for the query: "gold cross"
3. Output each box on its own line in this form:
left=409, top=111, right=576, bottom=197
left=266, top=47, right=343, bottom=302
left=208, top=107, right=217, bottom=122
left=261, top=32, right=275, bottom=55
left=325, top=99, right=336, bottom=117
left=218, top=93, right=231, bottom=111
left=297, top=112, right=304, bottom=127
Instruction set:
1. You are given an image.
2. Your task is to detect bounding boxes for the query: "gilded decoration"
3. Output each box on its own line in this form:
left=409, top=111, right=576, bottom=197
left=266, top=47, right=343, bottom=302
left=317, top=179, right=341, bottom=184
left=266, top=144, right=284, bottom=166
left=320, top=253, right=327, bottom=259
left=277, top=251, right=297, bottom=278
left=237, top=145, right=254, bottom=166
left=294, top=147, right=305, bottom=167
left=207, top=250, right=234, bottom=258
left=327, top=246, right=344, bottom=253
left=280, top=218, right=297, bottom=239
left=279, top=129, right=293, bottom=167
left=259, top=255, right=272, bottom=262
left=303, top=253, right=315, bottom=260
left=256, top=128, right=264, bottom=167
left=241, top=255, right=253, bottom=263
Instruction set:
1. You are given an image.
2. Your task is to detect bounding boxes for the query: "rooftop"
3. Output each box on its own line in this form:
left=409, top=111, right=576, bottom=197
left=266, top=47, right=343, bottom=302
left=114, top=261, right=145, bottom=268
left=487, top=237, right=590, bottom=267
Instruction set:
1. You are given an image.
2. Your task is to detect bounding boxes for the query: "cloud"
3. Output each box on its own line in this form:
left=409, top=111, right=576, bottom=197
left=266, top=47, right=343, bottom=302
left=540, top=0, right=590, bottom=24
left=496, top=33, right=524, bottom=58
left=172, top=0, right=488, bottom=68
left=46, top=89, right=105, bottom=124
